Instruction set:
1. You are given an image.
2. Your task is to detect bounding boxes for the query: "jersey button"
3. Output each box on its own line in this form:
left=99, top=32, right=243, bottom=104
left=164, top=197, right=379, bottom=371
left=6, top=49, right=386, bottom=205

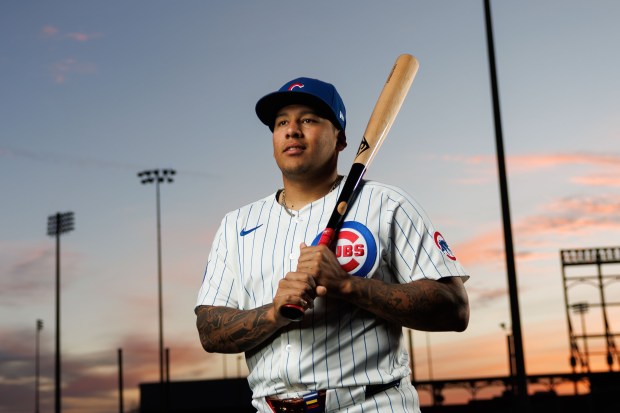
left=285, top=344, right=292, bottom=352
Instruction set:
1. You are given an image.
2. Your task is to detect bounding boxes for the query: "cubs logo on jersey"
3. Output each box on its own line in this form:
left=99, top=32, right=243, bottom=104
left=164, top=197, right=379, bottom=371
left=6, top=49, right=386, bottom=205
left=312, top=221, right=378, bottom=278
left=434, top=231, right=456, bottom=261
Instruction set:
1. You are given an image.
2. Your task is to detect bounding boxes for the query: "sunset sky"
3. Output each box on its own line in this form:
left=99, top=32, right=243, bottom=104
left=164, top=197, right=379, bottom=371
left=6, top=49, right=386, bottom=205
left=2, top=1, right=619, bottom=412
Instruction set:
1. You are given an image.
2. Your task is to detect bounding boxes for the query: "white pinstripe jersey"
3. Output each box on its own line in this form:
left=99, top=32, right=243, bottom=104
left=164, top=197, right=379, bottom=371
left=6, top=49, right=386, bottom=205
left=196, top=178, right=468, bottom=412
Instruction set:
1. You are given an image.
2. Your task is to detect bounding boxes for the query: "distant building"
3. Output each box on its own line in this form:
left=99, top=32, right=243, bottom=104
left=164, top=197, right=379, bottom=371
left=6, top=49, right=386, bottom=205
left=139, top=372, right=620, bottom=413
left=140, top=377, right=253, bottom=413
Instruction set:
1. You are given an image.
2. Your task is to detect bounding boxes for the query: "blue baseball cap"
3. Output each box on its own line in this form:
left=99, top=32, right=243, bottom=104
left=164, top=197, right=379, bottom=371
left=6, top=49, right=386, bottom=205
left=255, top=77, right=346, bottom=136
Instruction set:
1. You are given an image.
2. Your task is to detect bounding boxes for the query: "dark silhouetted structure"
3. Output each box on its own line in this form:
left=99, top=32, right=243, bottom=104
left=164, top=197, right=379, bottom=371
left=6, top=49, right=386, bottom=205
left=137, top=168, right=176, bottom=412
left=561, top=247, right=620, bottom=376
left=139, top=372, right=620, bottom=413
left=47, top=211, right=74, bottom=413
left=140, top=378, right=253, bottom=413
left=483, top=2, right=529, bottom=410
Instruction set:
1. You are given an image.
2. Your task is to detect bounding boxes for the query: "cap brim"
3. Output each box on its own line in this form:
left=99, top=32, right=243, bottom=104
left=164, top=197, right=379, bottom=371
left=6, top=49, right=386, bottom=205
left=255, top=91, right=340, bottom=132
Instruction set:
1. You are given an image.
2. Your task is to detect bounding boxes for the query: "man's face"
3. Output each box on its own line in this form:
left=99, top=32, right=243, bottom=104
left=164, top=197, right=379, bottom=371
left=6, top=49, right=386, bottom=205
left=272, top=104, right=344, bottom=180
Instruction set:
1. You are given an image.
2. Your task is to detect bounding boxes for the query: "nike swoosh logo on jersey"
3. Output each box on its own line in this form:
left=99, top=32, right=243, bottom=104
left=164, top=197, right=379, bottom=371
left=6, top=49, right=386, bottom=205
left=240, top=224, right=263, bottom=236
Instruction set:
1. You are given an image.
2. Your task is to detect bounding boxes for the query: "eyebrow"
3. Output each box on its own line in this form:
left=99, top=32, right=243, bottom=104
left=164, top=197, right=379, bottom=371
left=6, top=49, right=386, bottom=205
left=275, top=108, right=321, bottom=119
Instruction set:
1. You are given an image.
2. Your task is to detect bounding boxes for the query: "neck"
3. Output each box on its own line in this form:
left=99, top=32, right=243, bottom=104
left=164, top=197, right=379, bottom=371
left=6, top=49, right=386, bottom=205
left=281, top=173, right=342, bottom=211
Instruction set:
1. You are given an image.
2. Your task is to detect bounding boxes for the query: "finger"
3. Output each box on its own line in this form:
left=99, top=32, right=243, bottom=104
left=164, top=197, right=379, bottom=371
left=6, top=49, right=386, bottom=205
left=316, top=286, right=327, bottom=297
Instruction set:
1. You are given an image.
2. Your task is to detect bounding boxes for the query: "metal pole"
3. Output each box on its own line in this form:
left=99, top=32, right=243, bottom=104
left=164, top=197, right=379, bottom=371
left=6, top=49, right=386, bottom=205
left=55, top=220, right=61, bottom=413
left=156, top=178, right=165, bottom=386
left=579, top=307, right=590, bottom=372
left=595, top=252, right=614, bottom=371
left=46, top=212, right=74, bottom=413
left=483, top=1, right=529, bottom=410
left=138, top=169, right=174, bottom=413
left=155, top=178, right=167, bottom=413
left=118, top=348, right=124, bottom=413
left=426, top=332, right=435, bottom=405
left=507, top=334, right=516, bottom=393
left=165, top=347, right=170, bottom=412
left=36, top=319, right=43, bottom=413
left=408, top=329, right=415, bottom=383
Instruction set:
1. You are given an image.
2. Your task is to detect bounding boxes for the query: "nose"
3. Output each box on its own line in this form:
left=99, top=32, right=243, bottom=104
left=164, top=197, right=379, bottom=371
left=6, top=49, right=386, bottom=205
left=286, top=120, right=302, bottom=138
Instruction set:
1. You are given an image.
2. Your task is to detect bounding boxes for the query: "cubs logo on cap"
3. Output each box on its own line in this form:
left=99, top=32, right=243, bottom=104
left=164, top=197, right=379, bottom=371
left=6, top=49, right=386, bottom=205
left=288, top=82, right=304, bottom=91
left=255, top=77, right=347, bottom=135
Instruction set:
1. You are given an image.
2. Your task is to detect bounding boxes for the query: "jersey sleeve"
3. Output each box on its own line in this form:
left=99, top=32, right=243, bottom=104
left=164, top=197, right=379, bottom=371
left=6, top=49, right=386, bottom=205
left=195, top=214, right=240, bottom=309
left=388, top=191, right=469, bottom=283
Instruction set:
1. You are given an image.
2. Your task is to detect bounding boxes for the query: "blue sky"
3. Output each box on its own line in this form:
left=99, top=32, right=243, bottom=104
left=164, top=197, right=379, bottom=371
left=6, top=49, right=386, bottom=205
left=2, top=1, right=620, bottom=411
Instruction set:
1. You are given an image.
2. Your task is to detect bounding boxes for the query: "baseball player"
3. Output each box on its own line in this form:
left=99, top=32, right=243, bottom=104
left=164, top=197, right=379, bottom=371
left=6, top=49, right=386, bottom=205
left=195, top=77, right=470, bottom=413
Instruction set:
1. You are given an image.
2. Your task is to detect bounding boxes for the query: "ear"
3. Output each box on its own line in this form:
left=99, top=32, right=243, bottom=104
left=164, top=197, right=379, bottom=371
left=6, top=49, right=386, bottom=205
left=336, top=131, right=347, bottom=151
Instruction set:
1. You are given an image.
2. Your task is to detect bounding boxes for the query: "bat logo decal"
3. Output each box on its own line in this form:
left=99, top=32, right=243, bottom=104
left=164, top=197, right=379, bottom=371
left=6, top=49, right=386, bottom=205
left=356, top=137, right=370, bottom=157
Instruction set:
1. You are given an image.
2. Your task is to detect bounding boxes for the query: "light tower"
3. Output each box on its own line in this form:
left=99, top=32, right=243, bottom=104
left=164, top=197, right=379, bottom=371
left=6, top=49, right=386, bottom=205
left=47, top=211, right=75, bottom=413
left=137, top=169, right=175, bottom=391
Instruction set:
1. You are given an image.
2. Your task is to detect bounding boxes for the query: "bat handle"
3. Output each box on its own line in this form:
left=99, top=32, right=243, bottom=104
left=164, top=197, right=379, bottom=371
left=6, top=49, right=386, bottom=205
left=317, top=228, right=336, bottom=246
left=279, top=228, right=337, bottom=321
left=280, top=304, right=305, bottom=322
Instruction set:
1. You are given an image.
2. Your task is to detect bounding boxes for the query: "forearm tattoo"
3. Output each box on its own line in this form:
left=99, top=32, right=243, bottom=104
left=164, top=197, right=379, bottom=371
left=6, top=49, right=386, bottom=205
left=352, top=278, right=463, bottom=331
left=196, top=304, right=278, bottom=353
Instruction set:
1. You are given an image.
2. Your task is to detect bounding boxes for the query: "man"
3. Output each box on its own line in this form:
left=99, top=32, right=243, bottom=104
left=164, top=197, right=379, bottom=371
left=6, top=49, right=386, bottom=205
left=195, top=77, right=470, bottom=413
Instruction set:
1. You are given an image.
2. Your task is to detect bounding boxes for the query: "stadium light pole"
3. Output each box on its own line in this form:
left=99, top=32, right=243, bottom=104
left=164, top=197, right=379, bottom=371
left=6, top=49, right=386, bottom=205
left=35, top=319, right=43, bottom=413
left=137, top=169, right=175, bottom=389
left=47, top=211, right=75, bottom=413
left=483, top=1, right=529, bottom=411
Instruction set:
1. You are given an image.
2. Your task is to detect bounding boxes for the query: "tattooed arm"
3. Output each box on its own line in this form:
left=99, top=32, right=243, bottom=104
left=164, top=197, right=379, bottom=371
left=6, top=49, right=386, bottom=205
left=295, top=243, right=469, bottom=332
left=195, top=304, right=289, bottom=353
left=195, top=268, right=326, bottom=353
left=340, top=276, right=469, bottom=332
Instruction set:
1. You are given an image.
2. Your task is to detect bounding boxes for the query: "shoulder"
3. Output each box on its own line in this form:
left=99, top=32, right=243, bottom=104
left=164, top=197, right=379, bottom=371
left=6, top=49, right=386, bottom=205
left=357, top=179, right=420, bottom=206
left=358, top=179, right=409, bottom=196
left=218, top=192, right=279, bottom=225
left=356, top=179, right=432, bottom=220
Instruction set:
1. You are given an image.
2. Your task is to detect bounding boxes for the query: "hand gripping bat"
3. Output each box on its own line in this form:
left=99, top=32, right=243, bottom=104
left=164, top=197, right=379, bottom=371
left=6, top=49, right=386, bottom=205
left=280, top=54, right=420, bottom=321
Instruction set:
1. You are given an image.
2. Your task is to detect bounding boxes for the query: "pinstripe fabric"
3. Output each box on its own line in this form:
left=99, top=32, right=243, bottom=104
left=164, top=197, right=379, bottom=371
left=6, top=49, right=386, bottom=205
left=196, top=179, right=468, bottom=412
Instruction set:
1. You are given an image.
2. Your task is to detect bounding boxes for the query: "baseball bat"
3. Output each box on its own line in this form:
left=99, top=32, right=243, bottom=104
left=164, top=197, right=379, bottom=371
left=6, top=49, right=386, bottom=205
left=280, top=53, right=420, bottom=321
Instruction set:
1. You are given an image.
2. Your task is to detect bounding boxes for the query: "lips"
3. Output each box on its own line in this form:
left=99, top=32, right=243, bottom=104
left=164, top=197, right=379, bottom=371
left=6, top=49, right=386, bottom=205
left=283, top=144, right=306, bottom=154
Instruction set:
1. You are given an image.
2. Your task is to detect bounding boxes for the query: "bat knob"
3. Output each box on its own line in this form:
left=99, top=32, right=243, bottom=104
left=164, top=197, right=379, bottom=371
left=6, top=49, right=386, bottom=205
left=280, top=304, right=305, bottom=322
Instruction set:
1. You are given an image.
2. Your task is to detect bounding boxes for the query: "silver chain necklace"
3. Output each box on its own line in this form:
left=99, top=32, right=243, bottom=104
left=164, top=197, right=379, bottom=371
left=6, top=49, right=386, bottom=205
left=280, top=175, right=343, bottom=217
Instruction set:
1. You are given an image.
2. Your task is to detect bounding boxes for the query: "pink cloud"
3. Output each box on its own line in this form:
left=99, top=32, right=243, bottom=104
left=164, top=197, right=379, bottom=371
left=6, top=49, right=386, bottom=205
left=51, top=58, right=97, bottom=84
left=453, top=230, right=504, bottom=267
left=451, top=194, right=620, bottom=272
left=65, top=32, right=103, bottom=42
left=520, top=194, right=620, bottom=236
left=571, top=174, right=620, bottom=187
left=442, top=152, right=620, bottom=187
left=508, top=153, right=620, bottom=172
left=0, top=325, right=210, bottom=413
left=40, top=25, right=102, bottom=42
left=41, top=25, right=59, bottom=38
left=544, top=194, right=620, bottom=215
